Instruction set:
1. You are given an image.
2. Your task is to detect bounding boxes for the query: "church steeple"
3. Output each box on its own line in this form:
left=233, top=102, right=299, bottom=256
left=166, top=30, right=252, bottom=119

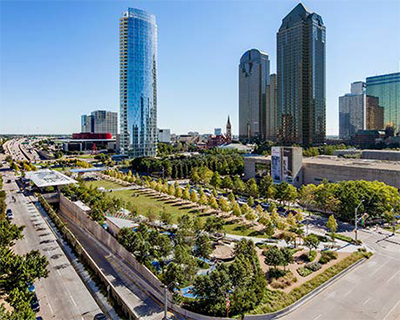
left=226, top=116, right=232, bottom=142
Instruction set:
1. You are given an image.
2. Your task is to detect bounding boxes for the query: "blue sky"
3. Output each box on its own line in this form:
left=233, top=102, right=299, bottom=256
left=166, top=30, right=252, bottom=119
left=0, top=0, right=399, bottom=135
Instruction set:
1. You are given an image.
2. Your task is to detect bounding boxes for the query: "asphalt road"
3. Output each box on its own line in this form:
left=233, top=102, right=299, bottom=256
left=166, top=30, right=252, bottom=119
left=3, top=172, right=102, bottom=320
left=282, top=229, right=400, bottom=320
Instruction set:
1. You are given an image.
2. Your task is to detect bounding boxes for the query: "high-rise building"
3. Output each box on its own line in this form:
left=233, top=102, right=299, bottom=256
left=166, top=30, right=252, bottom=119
left=266, top=74, right=277, bottom=141
left=80, top=110, right=118, bottom=137
left=239, top=49, right=270, bottom=142
left=158, top=129, right=171, bottom=143
left=120, top=8, right=158, bottom=158
left=339, top=82, right=366, bottom=140
left=366, top=96, right=384, bottom=130
left=366, top=72, right=400, bottom=131
left=277, top=3, right=326, bottom=146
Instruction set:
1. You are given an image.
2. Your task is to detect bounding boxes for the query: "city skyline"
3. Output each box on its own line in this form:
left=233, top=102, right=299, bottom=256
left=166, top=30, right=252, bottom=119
left=0, top=0, right=399, bottom=135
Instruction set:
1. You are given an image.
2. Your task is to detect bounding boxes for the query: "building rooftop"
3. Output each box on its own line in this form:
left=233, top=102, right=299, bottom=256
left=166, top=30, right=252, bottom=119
left=26, top=169, right=77, bottom=188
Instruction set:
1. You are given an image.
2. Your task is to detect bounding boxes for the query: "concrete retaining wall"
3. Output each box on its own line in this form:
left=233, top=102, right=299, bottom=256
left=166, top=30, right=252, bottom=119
left=59, top=194, right=230, bottom=320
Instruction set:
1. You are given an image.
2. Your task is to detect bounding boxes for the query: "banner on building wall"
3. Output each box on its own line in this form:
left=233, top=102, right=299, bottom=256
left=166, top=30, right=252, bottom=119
left=271, top=147, right=281, bottom=183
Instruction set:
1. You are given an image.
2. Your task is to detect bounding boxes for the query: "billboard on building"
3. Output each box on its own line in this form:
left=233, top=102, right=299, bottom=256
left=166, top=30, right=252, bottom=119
left=271, top=147, right=281, bottom=183
left=283, top=147, right=293, bottom=183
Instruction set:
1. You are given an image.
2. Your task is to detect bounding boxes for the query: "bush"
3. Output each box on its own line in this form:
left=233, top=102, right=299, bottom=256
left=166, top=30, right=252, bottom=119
left=305, top=261, right=322, bottom=272
left=267, top=268, right=287, bottom=279
left=270, top=270, right=297, bottom=289
left=319, top=251, right=338, bottom=264
left=327, top=232, right=362, bottom=245
left=297, top=267, right=313, bottom=277
left=310, top=233, right=329, bottom=243
left=308, top=250, right=317, bottom=262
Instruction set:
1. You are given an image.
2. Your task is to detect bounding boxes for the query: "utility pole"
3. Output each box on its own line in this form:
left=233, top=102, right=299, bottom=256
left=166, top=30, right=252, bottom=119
left=355, top=200, right=364, bottom=241
left=163, top=284, right=168, bottom=320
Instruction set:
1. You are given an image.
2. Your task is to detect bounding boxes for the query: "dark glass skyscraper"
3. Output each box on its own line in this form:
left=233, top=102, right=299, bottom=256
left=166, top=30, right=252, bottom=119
left=120, top=8, right=157, bottom=157
left=239, top=49, right=270, bottom=142
left=366, top=72, right=400, bottom=132
left=277, top=3, right=326, bottom=146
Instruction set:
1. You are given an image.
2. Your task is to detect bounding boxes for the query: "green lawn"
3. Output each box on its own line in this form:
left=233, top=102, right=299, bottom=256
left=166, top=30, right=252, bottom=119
left=85, top=179, right=264, bottom=236
left=86, top=180, right=125, bottom=190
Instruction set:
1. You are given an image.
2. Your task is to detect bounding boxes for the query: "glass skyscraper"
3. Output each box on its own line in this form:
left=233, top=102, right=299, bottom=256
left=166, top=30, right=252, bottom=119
left=277, top=3, right=326, bottom=146
left=120, top=8, right=157, bottom=158
left=238, top=49, right=270, bottom=142
left=366, top=72, right=400, bottom=132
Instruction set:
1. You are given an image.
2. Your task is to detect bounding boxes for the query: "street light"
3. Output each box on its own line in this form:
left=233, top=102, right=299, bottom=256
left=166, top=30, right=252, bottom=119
left=354, top=199, right=364, bottom=241
left=162, top=282, right=178, bottom=320
left=391, top=200, right=400, bottom=236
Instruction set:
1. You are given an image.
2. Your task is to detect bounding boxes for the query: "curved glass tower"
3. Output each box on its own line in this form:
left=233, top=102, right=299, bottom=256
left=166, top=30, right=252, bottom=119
left=120, top=8, right=157, bottom=158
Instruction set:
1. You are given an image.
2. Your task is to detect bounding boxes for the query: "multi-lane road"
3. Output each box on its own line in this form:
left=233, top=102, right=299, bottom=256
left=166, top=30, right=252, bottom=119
left=2, top=170, right=102, bottom=319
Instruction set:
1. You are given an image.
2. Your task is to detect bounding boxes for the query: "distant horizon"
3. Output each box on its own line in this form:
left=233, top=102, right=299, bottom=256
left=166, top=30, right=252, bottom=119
left=1, top=1, right=399, bottom=135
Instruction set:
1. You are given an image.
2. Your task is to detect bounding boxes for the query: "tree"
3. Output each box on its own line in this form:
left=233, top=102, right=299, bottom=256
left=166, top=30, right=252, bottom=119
left=247, top=196, right=255, bottom=207
left=210, top=172, right=222, bottom=188
left=241, top=203, right=250, bottom=215
left=245, top=211, right=257, bottom=222
left=259, top=176, right=273, bottom=197
left=286, top=213, right=297, bottom=229
left=168, top=184, right=175, bottom=196
left=175, top=187, right=183, bottom=198
left=264, top=247, right=284, bottom=269
left=218, top=197, right=230, bottom=212
left=199, top=193, right=209, bottom=206
left=160, top=210, right=172, bottom=226
left=304, top=234, right=320, bottom=253
left=193, top=216, right=203, bottom=234
left=194, top=234, right=213, bottom=259
left=255, top=204, right=263, bottom=214
left=280, top=231, right=297, bottom=247
left=221, top=176, right=233, bottom=190
left=182, top=186, right=190, bottom=200
left=280, top=247, right=294, bottom=270
left=190, top=168, right=200, bottom=185
left=190, top=190, right=198, bottom=203
left=205, top=216, right=225, bottom=234
left=164, top=262, right=185, bottom=290
left=231, top=201, right=241, bottom=217
left=246, top=179, right=259, bottom=197
left=208, top=195, right=219, bottom=210
left=259, top=215, right=275, bottom=237
left=327, top=214, right=338, bottom=244
left=295, top=212, right=304, bottom=223
left=227, top=192, right=235, bottom=203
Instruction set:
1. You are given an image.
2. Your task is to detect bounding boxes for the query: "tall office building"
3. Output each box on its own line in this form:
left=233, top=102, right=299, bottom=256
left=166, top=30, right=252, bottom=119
left=366, top=96, right=384, bottom=130
left=366, top=72, right=400, bottom=132
left=266, top=74, right=278, bottom=141
left=339, top=82, right=366, bottom=140
left=277, top=3, right=326, bottom=146
left=239, top=49, right=270, bottom=142
left=120, top=8, right=158, bottom=157
left=80, top=110, right=118, bottom=137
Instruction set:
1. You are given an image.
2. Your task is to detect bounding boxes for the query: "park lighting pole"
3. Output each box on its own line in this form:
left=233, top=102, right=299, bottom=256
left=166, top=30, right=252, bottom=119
left=355, top=200, right=364, bottom=241
left=163, top=284, right=168, bottom=320
left=391, top=200, right=400, bottom=236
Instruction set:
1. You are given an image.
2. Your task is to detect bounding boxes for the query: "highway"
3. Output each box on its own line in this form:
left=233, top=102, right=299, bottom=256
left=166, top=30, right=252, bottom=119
left=2, top=170, right=102, bottom=320
left=282, top=229, right=400, bottom=320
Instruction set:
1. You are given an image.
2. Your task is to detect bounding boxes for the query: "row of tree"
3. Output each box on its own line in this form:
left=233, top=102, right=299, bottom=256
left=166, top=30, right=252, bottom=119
left=0, top=176, right=49, bottom=320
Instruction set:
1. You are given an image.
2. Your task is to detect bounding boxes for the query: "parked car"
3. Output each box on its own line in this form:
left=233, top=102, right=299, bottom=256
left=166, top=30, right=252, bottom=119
left=93, top=313, right=107, bottom=320
left=277, top=206, right=286, bottom=213
left=6, top=209, right=14, bottom=220
left=28, top=283, right=35, bottom=293
left=30, top=294, right=40, bottom=312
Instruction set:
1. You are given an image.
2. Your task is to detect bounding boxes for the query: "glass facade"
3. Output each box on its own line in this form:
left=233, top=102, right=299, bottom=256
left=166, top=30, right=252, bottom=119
left=366, top=72, right=400, bottom=132
left=277, top=3, right=326, bottom=146
left=238, top=49, right=270, bottom=142
left=120, top=8, right=157, bottom=157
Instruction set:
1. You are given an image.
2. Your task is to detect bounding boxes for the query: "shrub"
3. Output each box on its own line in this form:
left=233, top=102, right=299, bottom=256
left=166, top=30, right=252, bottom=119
left=308, top=250, right=317, bottom=262
left=305, top=262, right=322, bottom=272
left=297, top=267, right=313, bottom=277
left=310, top=233, right=329, bottom=243
left=270, top=270, right=297, bottom=289
left=319, top=251, right=338, bottom=264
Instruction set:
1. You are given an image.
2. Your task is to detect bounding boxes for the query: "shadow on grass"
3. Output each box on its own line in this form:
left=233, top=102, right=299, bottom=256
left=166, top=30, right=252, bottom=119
left=248, top=230, right=266, bottom=237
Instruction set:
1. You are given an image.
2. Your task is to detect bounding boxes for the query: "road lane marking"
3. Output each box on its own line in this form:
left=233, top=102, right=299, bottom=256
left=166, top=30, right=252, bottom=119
left=69, top=294, right=78, bottom=306
left=363, top=297, right=371, bottom=305
left=386, top=270, right=400, bottom=284
left=48, top=301, right=54, bottom=314
left=313, top=314, right=322, bottom=320
left=371, top=259, right=391, bottom=276
left=383, top=299, right=400, bottom=320
left=344, top=289, right=353, bottom=297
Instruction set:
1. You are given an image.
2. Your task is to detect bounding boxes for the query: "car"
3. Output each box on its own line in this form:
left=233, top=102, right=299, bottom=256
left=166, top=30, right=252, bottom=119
left=93, top=313, right=107, bottom=320
left=7, top=179, right=11, bottom=183
left=28, top=283, right=35, bottom=292
left=30, top=294, right=40, bottom=312
left=6, top=209, right=14, bottom=220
